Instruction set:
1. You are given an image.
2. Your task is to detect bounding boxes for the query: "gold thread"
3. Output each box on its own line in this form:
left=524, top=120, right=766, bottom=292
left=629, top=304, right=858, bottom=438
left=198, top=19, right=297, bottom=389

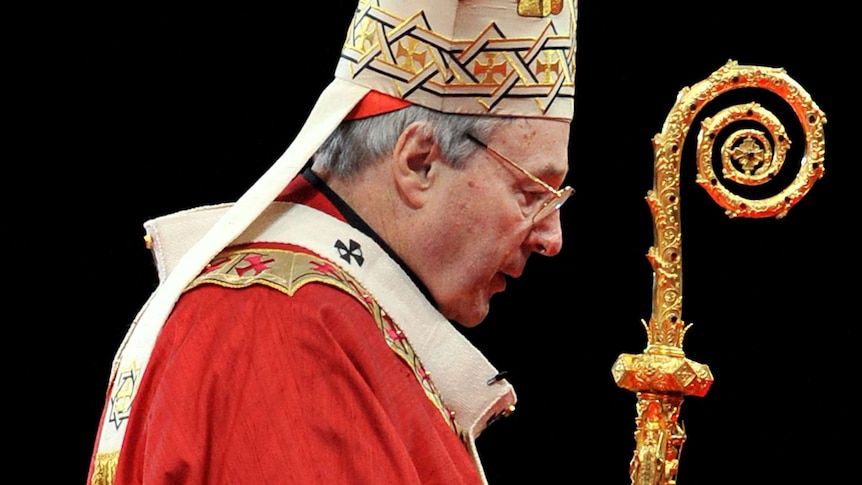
left=518, top=0, right=563, bottom=17
left=90, top=450, right=119, bottom=485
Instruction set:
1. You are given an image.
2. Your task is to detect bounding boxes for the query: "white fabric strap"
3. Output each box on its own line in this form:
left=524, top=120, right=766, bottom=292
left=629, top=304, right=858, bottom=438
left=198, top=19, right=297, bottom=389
left=118, top=78, right=369, bottom=381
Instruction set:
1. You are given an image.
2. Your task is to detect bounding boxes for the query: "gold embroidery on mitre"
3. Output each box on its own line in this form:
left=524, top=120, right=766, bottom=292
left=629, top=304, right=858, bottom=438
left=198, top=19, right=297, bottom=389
left=338, top=0, right=576, bottom=117
left=395, top=37, right=432, bottom=74
left=518, top=0, right=563, bottom=17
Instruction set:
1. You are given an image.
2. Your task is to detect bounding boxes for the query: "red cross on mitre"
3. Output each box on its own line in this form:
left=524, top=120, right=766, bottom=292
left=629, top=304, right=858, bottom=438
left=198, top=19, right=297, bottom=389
left=536, top=51, right=562, bottom=83
left=473, top=53, right=508, bottom=85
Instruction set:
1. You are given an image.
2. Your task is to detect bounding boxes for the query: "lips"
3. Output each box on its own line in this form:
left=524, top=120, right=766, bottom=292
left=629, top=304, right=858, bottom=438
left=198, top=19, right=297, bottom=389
left=492, top=273, right=507, bottom=294
left=502, top=262, right=525, bottom=280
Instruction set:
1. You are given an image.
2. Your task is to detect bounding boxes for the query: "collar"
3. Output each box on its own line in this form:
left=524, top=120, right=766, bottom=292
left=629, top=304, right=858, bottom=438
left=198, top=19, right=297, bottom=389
left=288, top=167, right=441, bottom=311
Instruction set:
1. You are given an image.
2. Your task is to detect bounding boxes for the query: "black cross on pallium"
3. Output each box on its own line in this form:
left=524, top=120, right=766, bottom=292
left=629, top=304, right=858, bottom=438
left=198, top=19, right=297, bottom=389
left=334, top=239, right=364, bottom=266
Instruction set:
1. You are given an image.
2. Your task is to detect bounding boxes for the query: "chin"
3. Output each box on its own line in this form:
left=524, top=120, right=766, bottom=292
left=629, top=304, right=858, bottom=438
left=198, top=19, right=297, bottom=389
left=438, top=286, right=493, bottom=327
left=456, top=317, right=485, bottom=329
left=445, top=303, right=490, bottom=328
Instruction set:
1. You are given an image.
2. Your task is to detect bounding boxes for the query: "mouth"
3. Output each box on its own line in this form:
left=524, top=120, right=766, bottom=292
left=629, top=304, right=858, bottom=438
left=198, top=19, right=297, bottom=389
left=502, top=263, right=525, bottom=279
left=492, top=272, right=508, bottom=293
left=493, top=261, right=525, bottom=294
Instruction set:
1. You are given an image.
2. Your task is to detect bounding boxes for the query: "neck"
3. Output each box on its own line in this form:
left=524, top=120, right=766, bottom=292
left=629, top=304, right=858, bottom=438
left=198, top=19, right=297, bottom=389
left=311, top=161, right=443, bottom=314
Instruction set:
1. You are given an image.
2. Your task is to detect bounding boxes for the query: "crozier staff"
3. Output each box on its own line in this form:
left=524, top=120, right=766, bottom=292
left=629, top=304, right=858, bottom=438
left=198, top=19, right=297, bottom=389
left=87, top=1, right=579, bottom=483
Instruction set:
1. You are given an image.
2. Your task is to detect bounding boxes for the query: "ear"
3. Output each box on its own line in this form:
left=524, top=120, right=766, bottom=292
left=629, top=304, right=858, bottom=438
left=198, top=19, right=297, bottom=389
left=391, top=121, right=442, bottom=208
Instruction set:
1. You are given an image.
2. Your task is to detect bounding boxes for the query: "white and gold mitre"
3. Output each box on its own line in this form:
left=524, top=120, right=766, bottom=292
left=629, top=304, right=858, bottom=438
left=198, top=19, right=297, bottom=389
left=336, top=0, right=578, bottom=120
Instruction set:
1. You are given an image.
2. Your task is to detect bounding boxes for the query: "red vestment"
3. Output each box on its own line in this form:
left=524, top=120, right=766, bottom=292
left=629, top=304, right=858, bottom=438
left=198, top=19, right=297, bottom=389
left=89, top=174, right=492, bottom=485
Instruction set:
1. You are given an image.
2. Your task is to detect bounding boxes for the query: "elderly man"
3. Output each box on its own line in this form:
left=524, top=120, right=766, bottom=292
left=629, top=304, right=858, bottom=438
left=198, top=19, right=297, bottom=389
left=87, top=1, right=578, bottom=484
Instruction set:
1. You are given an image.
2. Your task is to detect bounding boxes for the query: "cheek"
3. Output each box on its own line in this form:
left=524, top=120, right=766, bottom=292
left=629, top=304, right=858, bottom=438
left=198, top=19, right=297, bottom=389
left=456, top=174, right=526, bottom=243
left=464, top=178, right=509, bottom=218
left=452, top=180, right=489, bottom=224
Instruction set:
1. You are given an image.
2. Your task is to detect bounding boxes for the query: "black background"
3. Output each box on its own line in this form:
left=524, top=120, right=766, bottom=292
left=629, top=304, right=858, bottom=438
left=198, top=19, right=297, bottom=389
left=31, top=1, right=855, bottom=484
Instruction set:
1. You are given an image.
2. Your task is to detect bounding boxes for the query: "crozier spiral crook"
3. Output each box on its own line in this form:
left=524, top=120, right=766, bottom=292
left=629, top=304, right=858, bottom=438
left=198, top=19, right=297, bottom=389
left=611, top=60, right=826, bottom=485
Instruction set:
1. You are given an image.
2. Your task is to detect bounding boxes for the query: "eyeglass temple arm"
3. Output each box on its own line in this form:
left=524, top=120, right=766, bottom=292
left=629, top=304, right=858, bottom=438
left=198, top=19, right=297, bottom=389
left=465, top=133, right=561, bottom=194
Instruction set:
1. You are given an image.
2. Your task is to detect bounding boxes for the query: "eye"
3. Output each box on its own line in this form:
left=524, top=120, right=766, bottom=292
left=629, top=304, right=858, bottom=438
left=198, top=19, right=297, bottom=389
left=517, top=188, right=546, bottom=210
left=525, top=189, right=547, bottom=205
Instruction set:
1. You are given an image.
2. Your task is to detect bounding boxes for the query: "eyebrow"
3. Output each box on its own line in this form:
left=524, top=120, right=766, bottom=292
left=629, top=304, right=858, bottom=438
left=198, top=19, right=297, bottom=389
left=533, top=163, right=568, bottom=184
left=519, top=160, right=568, bottom=193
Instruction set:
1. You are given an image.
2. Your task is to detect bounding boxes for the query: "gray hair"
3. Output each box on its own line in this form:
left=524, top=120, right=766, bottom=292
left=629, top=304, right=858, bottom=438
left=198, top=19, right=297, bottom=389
left=313, top=104, right=512, bottom=178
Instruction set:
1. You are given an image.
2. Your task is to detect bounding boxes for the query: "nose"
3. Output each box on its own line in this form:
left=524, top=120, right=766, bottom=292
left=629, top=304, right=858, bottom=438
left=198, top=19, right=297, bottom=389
left=526, top=211, right=563, bottom=256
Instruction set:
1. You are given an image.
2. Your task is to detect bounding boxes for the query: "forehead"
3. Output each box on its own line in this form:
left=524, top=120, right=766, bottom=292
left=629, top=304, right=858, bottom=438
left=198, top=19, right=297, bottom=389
left=486, top=118, right=571, bottom=180
left=488, top=118, right=570, bottom=170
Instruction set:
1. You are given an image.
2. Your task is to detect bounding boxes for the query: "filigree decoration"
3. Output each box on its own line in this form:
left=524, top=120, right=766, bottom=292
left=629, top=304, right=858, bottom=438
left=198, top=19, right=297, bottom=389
left=705, top=103, right=788, bottom=186
left=613, top=60, right=826, bottom=485
left=696, top=95, right=822, bottom=218
left=628, top=395, right=686, bottom=485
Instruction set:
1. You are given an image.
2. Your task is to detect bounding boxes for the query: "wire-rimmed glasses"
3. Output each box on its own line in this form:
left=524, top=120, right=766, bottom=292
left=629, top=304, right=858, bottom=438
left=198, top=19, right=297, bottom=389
left=465, top=133, right=574, bottom=223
